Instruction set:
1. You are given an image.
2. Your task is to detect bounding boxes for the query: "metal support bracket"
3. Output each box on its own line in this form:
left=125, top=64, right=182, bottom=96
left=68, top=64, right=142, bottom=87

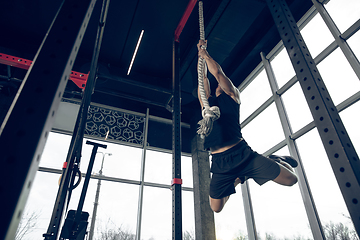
left=0, top=53, right=89, bottom=90
left=171, top=178, right=183, bottom=186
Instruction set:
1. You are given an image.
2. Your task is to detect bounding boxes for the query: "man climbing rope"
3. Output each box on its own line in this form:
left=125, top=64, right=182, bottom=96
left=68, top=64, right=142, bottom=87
left=197, top=40, right=298, bottom=213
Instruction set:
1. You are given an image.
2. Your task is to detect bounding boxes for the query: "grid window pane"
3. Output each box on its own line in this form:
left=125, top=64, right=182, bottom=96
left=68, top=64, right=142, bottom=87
left=281, top=81, right=314, bottom=133
left=249, top=147, right=312, bottom=239
left=141, top=187, right=172, bottom=240
left=270, top=48, right=296, bottom=89
left=317, top=48, right=360, bottom=106
left=91, top=182, right=139, bottom=239
left=241, top=103, right=284, bottom=154
left=182, top=191, right=196, bottom=238
left=141, top=187, right=195, bottom=240
left=339, top=100, right=360, bottom=156
left=39, top=132, right=71, bottom=169
left=347, top=30, right=360, bottom=62
left=214, top=189, right=247, bottom=239
left=182, top=156, right=194, bottom=188
left=325, top=0, right=360, bottom=34
left=300, top=12, right=334, bottom=59
left=240, top=70, right=272, bottom=123
left=144, top=150, right=172, bottom=184
left=94, top=143, right=142, bottom=181
left=296, top=129, right=354, bottom=230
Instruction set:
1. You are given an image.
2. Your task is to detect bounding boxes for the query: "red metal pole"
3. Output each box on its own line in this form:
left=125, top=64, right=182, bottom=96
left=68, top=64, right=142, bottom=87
left=174, top=0, right=198, bottom=42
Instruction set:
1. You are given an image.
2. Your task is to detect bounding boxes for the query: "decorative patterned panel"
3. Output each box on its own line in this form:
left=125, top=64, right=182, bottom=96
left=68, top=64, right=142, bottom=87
left=63, top=99, right=145, bottom=145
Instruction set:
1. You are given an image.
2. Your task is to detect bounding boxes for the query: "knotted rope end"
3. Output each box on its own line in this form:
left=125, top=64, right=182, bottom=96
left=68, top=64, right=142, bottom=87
left=197, top=106, right=220, bottom=138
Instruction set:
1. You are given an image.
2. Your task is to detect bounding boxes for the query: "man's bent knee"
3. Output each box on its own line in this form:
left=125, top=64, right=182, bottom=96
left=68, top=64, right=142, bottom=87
left=211, top=205, right=223, bottom=213
left=209, top=196, right=228, bottom=213
left=290, top=175, right=298, bottom=186
left=284, top=174, right=298, bottom=186
left=274, top=163, right=298, bottom=186
left=210, top=200, right=224, bottom=213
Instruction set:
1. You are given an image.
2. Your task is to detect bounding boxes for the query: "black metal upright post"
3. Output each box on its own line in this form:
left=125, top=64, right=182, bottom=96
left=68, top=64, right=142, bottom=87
left=172, top=39, right=182, bottom=240
left=43, top=0, right=110, bottom=239
left=76, top=142, right=106, bottom=224
left=0, top=0, right=97, bottom=239
left=59, top=141, right=107, bottom=240
left=266, top=0, right=360, bottom=234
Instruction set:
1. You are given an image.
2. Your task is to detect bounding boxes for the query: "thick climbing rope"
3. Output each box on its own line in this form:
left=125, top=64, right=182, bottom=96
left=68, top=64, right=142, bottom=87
left=197, top=1, right=220, bottom=139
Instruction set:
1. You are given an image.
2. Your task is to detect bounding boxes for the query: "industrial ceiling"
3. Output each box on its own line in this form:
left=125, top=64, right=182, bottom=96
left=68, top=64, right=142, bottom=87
left=0, top=0, right=313, bottom=153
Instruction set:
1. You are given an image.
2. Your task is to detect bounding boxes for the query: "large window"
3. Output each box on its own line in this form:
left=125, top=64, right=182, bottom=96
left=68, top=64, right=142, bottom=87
left=23, top=131, right=195, bottom=240
left=237, top=0, right=360, bottom=238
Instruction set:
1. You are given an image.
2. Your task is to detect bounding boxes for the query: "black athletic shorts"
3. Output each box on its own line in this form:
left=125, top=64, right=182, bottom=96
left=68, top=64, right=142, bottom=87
left=209, top=139, right=281, bottom=199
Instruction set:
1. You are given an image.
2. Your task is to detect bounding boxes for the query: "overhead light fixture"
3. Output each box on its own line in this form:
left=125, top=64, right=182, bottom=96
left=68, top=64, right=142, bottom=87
left=127, top=30, right=144, bottom=75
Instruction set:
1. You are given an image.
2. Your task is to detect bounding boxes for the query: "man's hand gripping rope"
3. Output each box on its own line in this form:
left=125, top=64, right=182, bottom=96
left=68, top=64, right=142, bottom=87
left=197, top=40, right=220, bottom=139
left=197, top=106, right=220, bottom=138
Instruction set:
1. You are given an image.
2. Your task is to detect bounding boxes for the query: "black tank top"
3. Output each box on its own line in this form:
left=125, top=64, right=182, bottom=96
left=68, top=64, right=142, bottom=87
left=204, top=92, right=242, bottom=150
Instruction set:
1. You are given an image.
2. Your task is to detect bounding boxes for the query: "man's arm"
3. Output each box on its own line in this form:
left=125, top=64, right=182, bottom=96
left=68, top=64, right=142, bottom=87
left=197, top=40, right=240, bottom=104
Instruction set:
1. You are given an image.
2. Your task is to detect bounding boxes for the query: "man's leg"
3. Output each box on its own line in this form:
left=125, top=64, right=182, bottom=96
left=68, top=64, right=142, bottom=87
left=209, top=196, right=229, bottom=213
left=209, top=178, right=243, bottom=213
left=272, top=160, right=298, bottom=186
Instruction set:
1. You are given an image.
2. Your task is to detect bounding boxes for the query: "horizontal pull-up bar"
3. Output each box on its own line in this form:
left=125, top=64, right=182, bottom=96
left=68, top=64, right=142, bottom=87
left=174, top=0, right=197, bottom=42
